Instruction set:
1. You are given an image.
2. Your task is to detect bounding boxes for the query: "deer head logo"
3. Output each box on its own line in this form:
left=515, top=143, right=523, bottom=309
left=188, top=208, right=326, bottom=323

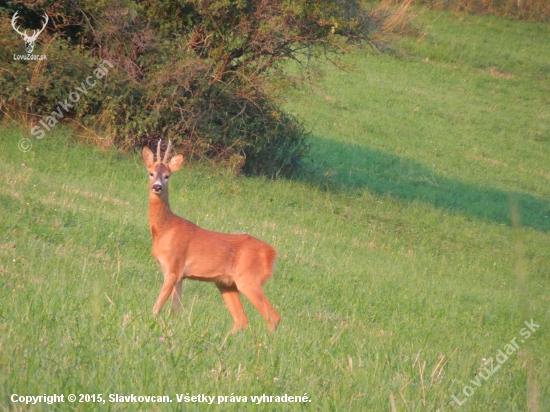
left=11, top=11, right=49, bottom=54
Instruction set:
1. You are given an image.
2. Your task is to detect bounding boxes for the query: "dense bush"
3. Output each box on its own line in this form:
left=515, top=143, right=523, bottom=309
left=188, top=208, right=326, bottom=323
left=0, top=0, right=374, bottom=176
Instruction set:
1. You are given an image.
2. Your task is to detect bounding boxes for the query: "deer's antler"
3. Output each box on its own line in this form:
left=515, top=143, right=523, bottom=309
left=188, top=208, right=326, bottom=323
left=156, top=139, right=162, bottom=162
left=163, top=140, right=173, bottom=164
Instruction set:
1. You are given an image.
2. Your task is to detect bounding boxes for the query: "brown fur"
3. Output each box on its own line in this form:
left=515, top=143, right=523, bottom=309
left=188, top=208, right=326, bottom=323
left=142, top=142, right=280, bottom=333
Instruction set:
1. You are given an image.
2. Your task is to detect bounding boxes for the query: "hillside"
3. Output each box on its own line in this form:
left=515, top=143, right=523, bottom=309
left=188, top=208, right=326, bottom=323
left=1, top=9, right=549, bottom=411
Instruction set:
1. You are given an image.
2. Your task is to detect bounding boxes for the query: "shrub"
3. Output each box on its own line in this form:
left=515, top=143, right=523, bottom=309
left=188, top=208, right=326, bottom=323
left=0, top=0, right=374, bottom=176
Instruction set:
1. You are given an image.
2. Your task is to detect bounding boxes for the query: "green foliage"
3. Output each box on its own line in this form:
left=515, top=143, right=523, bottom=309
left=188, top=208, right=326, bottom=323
left=0, top=0, right=373, bottom=176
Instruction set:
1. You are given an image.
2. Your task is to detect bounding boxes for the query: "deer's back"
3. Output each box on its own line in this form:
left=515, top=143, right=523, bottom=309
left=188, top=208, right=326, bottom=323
left=154, top=216, right=277, bottom=286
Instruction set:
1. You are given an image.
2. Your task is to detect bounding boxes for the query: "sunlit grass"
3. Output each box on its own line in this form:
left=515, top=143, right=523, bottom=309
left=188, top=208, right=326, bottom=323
left=1, top=9, right=549, bottom=411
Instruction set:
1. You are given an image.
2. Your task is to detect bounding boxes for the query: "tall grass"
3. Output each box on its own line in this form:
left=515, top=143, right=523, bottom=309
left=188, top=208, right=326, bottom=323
left=400, top=0, right=550, bottom=22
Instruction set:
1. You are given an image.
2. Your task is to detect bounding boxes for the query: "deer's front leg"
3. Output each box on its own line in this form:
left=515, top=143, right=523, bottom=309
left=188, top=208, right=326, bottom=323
left=153, top=272, right=178, bottom=315
left=171, top=280, right=183, bottom=312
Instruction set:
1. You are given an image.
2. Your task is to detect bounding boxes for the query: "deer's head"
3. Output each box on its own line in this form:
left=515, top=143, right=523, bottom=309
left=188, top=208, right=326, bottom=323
left=142, top=140, right=184, bottom=197
left=11, top=11, right=49, bottom=54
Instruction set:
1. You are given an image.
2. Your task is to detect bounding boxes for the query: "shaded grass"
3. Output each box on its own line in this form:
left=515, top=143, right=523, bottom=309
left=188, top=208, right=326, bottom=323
left=1, top=9, right=549, bottom=411
left=286, top=10, right=550, bottom=231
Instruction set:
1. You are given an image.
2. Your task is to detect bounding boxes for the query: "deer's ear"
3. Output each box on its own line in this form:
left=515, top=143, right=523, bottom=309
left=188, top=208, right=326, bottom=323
left=142, top=146, right=154, bottom=168
left=169, top=154, right=184, bottom=172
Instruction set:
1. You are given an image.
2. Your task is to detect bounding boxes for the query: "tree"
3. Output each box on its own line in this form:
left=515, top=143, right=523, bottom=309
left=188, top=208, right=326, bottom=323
left=0, top=0, right=374, bottom=176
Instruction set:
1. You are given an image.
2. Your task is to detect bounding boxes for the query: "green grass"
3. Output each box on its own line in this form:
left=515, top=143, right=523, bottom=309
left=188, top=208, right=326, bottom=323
left=1, top=9, right=549, bottom=411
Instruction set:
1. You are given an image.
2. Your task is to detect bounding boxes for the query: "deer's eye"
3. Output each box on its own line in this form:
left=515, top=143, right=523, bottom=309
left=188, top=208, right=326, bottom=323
left=149, top=173, right=153, bottom=177
left=165, top=175, right=169, bottom=179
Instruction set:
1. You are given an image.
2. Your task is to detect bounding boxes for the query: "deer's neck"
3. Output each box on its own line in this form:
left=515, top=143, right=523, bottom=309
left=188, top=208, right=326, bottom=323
left=148, top=192, right=173, bottom=238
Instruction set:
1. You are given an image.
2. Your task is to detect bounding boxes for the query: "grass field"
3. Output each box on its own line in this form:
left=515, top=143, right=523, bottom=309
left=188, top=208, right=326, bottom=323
left=1, top=9, right=549, bottom=411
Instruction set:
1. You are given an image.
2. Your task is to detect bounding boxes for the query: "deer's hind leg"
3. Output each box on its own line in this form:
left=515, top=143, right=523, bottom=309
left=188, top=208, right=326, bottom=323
left=236, top=280, right=280, bottom=332
left=217, top=283, right=249, bottom=333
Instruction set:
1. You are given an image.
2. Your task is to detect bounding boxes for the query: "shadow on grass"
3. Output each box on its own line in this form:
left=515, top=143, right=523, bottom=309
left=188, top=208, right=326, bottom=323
left=303, top=137, right=550, bottom=233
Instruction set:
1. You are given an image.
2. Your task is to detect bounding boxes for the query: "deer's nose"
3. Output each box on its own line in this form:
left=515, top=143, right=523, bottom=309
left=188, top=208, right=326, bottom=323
left=152, top=184, right=163, bottom=193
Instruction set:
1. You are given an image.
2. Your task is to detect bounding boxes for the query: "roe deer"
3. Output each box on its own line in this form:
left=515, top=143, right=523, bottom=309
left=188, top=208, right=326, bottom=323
left=142, top=140, right=280, bottom=332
